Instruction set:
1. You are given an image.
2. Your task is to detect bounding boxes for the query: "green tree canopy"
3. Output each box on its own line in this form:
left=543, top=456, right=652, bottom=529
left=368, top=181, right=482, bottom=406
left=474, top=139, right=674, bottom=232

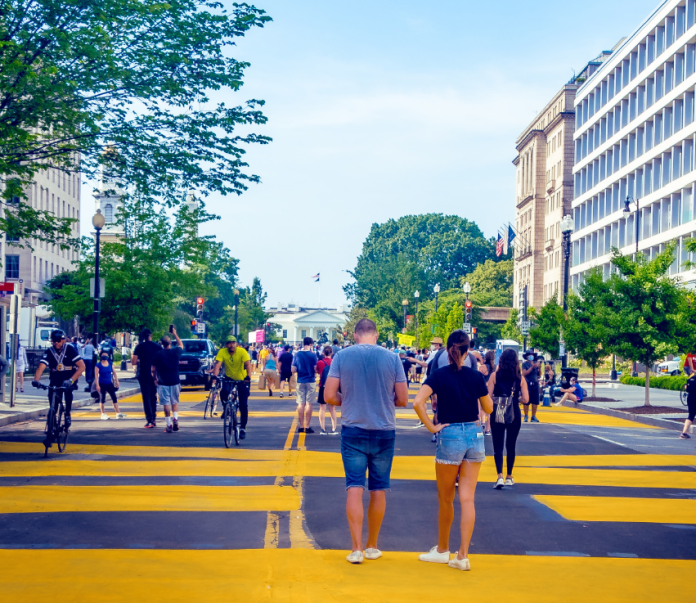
left=528, top=296, right=563, bottom=359
left=461, top=259, right=513, bottom=307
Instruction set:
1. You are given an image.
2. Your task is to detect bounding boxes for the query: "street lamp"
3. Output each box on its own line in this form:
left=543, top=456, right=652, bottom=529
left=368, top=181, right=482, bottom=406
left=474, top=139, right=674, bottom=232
left=414, top=290, right=420, bottom=347
left=92, top=209, right=106, bottom=346
left=463, top=282, right=471, bottom=295
left=433, top=283, right=440, bottom=334
left=233, top=289, right=240, bottom=338
left=560, top=214, right=575, bottom=368
left=402, top=299, right=409, bottom=334
left=623, top=196, right=640, bottom=376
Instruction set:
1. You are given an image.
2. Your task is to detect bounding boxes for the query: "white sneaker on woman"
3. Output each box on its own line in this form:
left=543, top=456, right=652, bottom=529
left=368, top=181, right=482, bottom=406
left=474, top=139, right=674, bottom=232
left=505, top=477, right=514, bottom=487
left=346, top=550, right=364, bottom=564
left=364, top=548, right=382, bottom=560
left=100, top=413, right=110, bottom=420
left=419, top=546, right=450, bottom=564
left=494, top=477, right=504, bottom=489
left=449, top=556, right=471, bottom=571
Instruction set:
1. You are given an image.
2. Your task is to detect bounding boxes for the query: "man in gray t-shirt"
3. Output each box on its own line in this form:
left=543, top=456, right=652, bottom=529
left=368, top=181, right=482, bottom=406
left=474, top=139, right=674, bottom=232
left=325, top=318, right=408, bottom=564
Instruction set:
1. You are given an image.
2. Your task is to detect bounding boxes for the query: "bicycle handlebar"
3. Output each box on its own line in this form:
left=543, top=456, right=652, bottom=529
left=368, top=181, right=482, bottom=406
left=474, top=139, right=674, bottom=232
left=32, top=381, right=78, bottom=392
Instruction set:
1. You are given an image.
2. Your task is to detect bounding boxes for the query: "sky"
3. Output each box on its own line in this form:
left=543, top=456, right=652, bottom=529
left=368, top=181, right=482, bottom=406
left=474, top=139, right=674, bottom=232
left=81, top=0, right=661, bottom=309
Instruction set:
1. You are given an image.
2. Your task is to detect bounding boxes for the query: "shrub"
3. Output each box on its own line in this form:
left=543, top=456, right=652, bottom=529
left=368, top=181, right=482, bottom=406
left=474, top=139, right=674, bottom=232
left=619, top=374, right=687, bottom=391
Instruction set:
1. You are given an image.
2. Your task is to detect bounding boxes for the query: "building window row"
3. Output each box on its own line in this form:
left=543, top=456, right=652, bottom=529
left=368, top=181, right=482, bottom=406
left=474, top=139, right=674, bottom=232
left=576, top=1, right=696, bottom=130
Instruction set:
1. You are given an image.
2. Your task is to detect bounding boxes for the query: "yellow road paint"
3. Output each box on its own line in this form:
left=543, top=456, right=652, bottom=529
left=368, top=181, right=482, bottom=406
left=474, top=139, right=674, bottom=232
left=527, top=412, right=657, bottom=429
left=534, top=495, right=696, bottom=524
left=0, top=485, right=299, bottom=513
left=515, top=454, right=696, bottom=468
left=1, top=549, right=694, bottom=603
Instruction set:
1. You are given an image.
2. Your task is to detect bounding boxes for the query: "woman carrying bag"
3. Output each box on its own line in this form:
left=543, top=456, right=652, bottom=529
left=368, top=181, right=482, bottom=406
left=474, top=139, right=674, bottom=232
left=487, top=348, right=529, bottom=489
left=95, top=351, right=127, bottom=420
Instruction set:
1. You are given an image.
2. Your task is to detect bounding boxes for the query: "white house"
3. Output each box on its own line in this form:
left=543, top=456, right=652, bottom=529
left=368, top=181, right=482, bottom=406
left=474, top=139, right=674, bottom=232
left=267, top=303, right=350, bottom=344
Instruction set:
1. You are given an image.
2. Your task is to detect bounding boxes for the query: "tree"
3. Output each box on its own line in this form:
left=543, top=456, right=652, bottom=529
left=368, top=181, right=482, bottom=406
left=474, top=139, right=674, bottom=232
left=445, top=303, right=464, bottom=336
left=604, top=244, right=686, bottom=406
left=529, top=296, right=563, bottom=359
left=341, top=306, right=370, bottom=344
left=501, top=308, right=522, bottom=342
left=0, top=0, right=271, bottom=244
left=460, top=259, right=513, bottom=307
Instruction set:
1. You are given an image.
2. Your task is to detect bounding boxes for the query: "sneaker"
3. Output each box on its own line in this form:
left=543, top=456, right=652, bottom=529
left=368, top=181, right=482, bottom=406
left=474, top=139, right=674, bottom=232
left=320, top=429, right=328, bottom=435
left=524, top=416, right=529, bottom=423
left=494, top=477, right=505, bottom=489
left=164, top=424, right=173, bottom=433
left=305, top=427, right=315, bottom=434
left=297, top=427, right=305, bottom=433
left=116, top=413, right=127, bottom=419
left=239, top=428, right=246, bottom=440
left=144, top=422, right=152, bottom=428
left=680, top=432, right=691, bottom=439
left=268, top=390, right=273, bottom=396
left=100, top=413, right=110, bottom=420
left=505, top=477, right=515, bottom=487
left=531, top=417, right=540, bottom=423
left=414, top=421, right=425, bottom=429
left=485, top=431, right=491, bottom=436
left=172, top=418, right=179, bottom=432
left=280, top=393, right=284, bottom=398
left=448, top=556, right=471, bottom=571
left=364, top=548, right=382, bottom=560
left=346, top=551, right=364, bottom=564
left=330, top=429, right=340, bottom=435
left=431, top=433, right=438, bottom=443
left=151, top=422, right=157, bottom=429
left=419, top=546, right=450, bottom=564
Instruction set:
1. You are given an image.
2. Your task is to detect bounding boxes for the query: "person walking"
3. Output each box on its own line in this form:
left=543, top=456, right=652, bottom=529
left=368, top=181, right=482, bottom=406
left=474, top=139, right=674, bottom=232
left=487, top=349, right=528, bottom=489
left=292, top=337, right=318, bottom=433
left=132, top=329, right=161, bottom=428
left=278, top=345, right=294, bottom=398
left=264, top=348, right=278, bottom=396
left=15, top=341, right=28, bottom=393
left=680, top=371, right=696, bottom=439
left=412, top=330, right=493, bottom=571
left=316, top=345, right=338, bottom=435
left=151, top=327, right=184, bottom=433
left=80, top=338, right=96, bottom=391
left=324, top=319, right=408, bottom=564
left=332, top=339, right=341, bottom=356
left=478, top=350, right=496, bottom=436
left=95, top=351, right=127, bottom=420
left=521, top=351, right=541, bottom=422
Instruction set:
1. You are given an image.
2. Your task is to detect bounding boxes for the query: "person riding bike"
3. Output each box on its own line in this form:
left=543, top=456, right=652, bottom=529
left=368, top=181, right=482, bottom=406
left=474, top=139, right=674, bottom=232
left=32, top=329, right=86, bottom=440
left=212, top=336, right=252, bottom=440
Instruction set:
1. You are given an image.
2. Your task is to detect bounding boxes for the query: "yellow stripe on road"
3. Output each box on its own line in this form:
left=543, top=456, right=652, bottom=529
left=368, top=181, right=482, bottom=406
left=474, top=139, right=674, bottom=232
left=534, top=495, right=696, bottom=524
left=0, top=485, right=299, bottom=513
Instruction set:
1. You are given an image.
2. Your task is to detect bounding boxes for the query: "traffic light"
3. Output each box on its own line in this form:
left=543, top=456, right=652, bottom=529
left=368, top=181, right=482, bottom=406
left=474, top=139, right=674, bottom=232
left=196, top=297, right=205, bottom=319
left=465, top=299, right=473, bottom=322
left=191, top=319, right=197, bottom=332
left=472, top=327, right=477, bottom=339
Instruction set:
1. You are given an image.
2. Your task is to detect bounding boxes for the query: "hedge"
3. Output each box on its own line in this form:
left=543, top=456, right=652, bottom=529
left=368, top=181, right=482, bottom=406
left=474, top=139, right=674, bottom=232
left=619, top=374, right=688, bottom=391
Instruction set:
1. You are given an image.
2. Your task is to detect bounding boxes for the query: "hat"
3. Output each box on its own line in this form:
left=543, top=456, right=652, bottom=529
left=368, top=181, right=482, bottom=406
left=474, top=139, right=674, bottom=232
left=226, top=336, right=238, bottom=343
left=398, top=350, right=406, bottom=356
left=430, top=337, right=444, bottom=345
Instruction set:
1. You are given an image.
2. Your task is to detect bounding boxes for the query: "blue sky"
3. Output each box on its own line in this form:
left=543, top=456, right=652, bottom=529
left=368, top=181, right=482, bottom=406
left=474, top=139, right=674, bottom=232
left=82, top=0, right=661, bottom=308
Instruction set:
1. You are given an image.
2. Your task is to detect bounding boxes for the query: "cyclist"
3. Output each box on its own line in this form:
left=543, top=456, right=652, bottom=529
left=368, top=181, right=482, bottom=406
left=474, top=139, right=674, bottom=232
left=212, top=336, right=252, bottom=440
left=32, top=329, right=86, bottom=440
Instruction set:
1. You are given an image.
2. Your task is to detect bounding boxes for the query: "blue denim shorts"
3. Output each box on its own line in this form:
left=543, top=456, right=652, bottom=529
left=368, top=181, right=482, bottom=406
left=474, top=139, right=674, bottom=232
left=436, top=422, right=485, bottom=465
left=341, top=426, right=396, bottom=491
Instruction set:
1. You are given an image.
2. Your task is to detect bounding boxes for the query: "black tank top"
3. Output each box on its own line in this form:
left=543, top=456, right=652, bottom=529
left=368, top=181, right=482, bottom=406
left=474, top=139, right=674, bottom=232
left=493, top=375, right=521, bottom=404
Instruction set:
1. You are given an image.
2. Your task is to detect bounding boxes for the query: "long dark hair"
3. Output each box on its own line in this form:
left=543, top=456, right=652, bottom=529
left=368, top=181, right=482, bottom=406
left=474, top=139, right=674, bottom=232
left=498, top=348, right=522, bottom=382
left=484, top=350, right=495, bottom=373
left=446, top=330, right=470, bottom=371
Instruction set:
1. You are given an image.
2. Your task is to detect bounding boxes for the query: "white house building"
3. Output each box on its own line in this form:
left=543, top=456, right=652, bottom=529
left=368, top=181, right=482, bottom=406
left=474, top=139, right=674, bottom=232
left=571, top=0, right=696, bottom=290
left=267, top=303, right=350, bottom=344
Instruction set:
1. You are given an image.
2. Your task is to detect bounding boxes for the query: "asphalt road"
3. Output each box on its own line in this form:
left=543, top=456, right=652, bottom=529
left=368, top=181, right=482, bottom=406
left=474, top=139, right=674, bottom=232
left=0, top=378, right=695, bottom=602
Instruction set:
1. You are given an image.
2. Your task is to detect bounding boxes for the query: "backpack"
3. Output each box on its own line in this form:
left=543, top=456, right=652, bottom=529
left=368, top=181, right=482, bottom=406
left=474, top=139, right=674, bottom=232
left=426, top=348, right=446, bottom=377
left=320, top=363, right=331, bottom=388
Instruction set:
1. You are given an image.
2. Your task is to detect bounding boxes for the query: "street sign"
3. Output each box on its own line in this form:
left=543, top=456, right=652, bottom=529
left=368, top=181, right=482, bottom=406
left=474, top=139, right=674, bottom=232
left=559, top=343, right=566, bottom=356
left=89, top=278, right=106, bottom=298
left=0, top=282, right=15, bottom=292
left=520, top=320, right=531, bottom=330
left=463, top=323, right=471, bottom=333
left=196, top=322, right=206, bottom=334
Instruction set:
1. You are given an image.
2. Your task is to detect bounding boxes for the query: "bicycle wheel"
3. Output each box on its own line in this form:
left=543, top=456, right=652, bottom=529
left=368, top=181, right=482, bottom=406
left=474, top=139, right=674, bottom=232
left=232, top=401, right=240, bottom=446
left=43, top=404, right=55, bottom=457
left=681, top=384, right=689, bottom=406
left=56, top=403, right=69, bottom=453
left=204, top=390, right=214, bottom=419
left=223, top=403, right=233, bottom=448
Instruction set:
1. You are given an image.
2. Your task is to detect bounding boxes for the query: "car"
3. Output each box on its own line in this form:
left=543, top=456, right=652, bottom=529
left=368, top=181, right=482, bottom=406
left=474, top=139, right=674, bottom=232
left=657, top=359, right=681, bottom=376
left=179, top=339, right=217, bottom=389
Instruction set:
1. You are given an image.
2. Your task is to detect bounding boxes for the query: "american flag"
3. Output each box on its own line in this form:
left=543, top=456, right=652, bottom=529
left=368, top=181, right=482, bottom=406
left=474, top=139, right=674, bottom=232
left=496, top=233, right=504, bottom=257
left=311, top=273, right=320, bottom=282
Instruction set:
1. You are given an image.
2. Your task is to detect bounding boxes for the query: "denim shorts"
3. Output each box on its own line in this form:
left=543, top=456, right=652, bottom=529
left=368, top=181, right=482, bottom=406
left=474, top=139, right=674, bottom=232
left=341, top=426, right=396, bottom=491
left=436, top=422, right=485, bottom=465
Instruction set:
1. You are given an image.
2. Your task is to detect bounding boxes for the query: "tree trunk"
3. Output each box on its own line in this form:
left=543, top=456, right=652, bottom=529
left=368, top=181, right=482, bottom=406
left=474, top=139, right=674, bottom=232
left=644, top=367, right=651, bottom=407
left=592, top=367, right=596, bottom=398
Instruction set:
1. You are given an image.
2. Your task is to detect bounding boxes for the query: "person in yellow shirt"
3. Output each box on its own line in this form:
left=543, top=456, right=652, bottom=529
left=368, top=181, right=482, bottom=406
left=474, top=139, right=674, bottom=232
left=258, top=345, right=269, bottom=371
left=212, top=336, right=252, bottom=440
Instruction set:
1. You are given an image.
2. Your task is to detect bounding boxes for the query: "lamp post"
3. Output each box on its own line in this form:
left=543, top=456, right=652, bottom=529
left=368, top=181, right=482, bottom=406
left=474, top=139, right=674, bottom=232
left=92, top=209, right=106, bottom=346
left=414, top=290, right=420, bottom=347
left=623, top=196, right=640, bottom=377
left=233, top=289, right=239, bottom=338
left=560, top=214, right=575, bottom=369
left=402, top=299, right=409, bottom=334
left=433, top=283, right=440, bottom=334
left=463, top=281, right=472, bottom=332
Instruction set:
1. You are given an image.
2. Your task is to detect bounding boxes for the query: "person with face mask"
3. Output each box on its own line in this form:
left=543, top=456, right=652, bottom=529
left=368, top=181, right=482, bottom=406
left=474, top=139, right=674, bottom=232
left=95, top=351, right=126, bottom=420
left=521, top=351, right=541, bottom=423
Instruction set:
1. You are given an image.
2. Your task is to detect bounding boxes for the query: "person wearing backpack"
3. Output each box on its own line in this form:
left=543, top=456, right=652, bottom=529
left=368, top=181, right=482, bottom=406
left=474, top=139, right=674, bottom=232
left=316, top=345, right=338, bottom=435
left=486, top=348, right=529, bottom=489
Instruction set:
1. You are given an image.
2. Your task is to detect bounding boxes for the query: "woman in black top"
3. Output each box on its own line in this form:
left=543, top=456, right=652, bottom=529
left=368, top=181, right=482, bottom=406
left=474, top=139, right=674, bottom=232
left=478, top=351, right=496, bottom=436
left=413, top=330, right=494, bottom=572
left=487, top=349, right=529, bottom=489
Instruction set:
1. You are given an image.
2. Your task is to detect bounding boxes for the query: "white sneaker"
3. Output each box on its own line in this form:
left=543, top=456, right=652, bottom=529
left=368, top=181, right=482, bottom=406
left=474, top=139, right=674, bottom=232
left=419, top=546, right=450, bottom=564
left=100, top=413, right=110, bottom=420
left=449, top=555, right=471, bottom=571
left=364, top=548, right=382, bottom=560
left=116, top=413, right=127, bottom=419
left=346, top=550, right=364, bottom=564
left=505, top=477, right=514, bottom=487
left=494, top=477, right=504, bottom=489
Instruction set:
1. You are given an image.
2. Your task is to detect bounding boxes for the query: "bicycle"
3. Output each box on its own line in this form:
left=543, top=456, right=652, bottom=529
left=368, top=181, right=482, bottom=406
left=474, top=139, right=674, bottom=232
left=33, top=382, right=76, bottom=457
left=681, top=382, right=689, bottom=406
left=203, top=376, right=221, bottom=419
left=219, top=377, right=241, bottom=448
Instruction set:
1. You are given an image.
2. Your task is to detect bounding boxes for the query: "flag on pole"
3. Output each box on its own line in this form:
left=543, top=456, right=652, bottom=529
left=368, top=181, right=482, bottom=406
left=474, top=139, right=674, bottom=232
left=311, top=273, right=320, bottom=282
left=496, top=233, right=504, bottom=257
left=508, top=224, right=516, bottom=248
left=502, top=227, right=509, bottom=255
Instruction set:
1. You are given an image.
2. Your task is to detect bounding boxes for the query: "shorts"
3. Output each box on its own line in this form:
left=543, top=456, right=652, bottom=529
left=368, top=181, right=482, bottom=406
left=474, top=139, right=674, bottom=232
left=296, top=382, right=316, bottom=405
left=280, top=371, right=292, bottom=383
left=436, top=422, right=485, bottom=465
left=341, top=426, right=396, bottom=491
left=264, top=369, right=277, bottom=381
left=317, top=386, right=326, bottom=404
left=523, top=383, right=540, bottom=405
left=158, top=384, right=181, bottom=407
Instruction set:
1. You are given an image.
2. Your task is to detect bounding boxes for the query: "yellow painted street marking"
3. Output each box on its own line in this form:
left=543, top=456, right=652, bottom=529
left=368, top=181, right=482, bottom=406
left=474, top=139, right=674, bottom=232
left=534, top=495, right=696, bottom=524
left=0, top=549, right=694, bottom=602
left=0, top=485, right=299, bottom=513
left=526, top=412, right=657, bottom=429
left=515, top=454, right=696, bottom=468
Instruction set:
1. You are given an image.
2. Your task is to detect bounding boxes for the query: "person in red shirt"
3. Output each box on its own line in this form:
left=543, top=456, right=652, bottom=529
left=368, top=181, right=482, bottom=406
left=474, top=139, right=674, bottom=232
left=685, top=353, right=696, bottom=376
left=316, top=345, right=338, bottom=435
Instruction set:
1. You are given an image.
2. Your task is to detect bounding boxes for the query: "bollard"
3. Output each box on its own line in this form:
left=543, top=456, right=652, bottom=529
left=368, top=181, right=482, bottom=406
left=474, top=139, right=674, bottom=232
left=542, top=389, right=551, bottom=407
left=120, top=359, right=127, bottom=371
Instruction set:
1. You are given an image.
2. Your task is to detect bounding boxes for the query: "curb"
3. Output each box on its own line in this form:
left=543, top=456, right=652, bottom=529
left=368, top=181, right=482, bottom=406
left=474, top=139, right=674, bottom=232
left=560, top=400, right=685, bottom=431
left=0, top=384, right=141, bottom=428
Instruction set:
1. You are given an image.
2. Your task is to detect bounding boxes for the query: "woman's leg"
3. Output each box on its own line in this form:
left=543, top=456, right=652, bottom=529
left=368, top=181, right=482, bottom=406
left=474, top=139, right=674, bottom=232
left=318, top=404, right=326, bottom=430
left=490, top=419, right=505, bottom=477
left=505, top=416, right=522, bottom=478
left=99, top=387, right=107, bottom=413
left=435, top=463, right=460, bottom=553
left=456, top=461, right=483, bottom=560
left=329, top=404, right=338, bottom=431
left=683, top=391, right=696, bottom=434
left=108, top=385, right=120, bottom=412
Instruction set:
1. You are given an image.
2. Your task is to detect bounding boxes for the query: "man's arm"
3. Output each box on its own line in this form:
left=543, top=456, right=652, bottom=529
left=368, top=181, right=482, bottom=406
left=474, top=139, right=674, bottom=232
left=71, top=358, right=85, bottom=382
left=394, top=381, right=409, bottom=407
left=34, top=363, right=46, bottom=382
left=212, top=360, right=222, bottom=377
left=324, top=376, right=342, bottom=406
left=172, top=327, right=183, bottom=348
left=243, top=360, right=251, bottom=379
left=522, top=364, right=533, bottom=376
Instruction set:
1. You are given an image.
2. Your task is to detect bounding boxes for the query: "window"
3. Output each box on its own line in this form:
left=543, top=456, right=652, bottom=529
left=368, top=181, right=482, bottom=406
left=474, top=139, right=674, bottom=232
left=104, top=204, right=113, bottom=223
left=283, top=330, right=288, bottom=338
left=301, top=330, right=307, bottom=339
left=5, top=255, right=19, bottom=280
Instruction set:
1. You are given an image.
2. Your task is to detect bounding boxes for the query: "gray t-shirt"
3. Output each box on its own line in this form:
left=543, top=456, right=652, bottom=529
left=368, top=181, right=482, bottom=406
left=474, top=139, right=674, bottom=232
left=327, top=343, right=406, bottom=431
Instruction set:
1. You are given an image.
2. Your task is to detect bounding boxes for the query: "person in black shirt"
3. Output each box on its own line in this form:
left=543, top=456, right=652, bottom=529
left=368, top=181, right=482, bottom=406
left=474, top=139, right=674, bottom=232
left=413, top=330, right=493, bottom=571
left=278, top=345, right=294, bottom=398
left=151, top=328, right=184, bottom=433
left=132, top=328, right=162, bottom=428
left=32, top=330, right=86, bottom=434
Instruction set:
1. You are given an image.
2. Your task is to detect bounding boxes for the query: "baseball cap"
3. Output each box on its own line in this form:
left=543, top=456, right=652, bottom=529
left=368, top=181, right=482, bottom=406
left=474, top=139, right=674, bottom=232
left=226, top=336, right=238, bottom=343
